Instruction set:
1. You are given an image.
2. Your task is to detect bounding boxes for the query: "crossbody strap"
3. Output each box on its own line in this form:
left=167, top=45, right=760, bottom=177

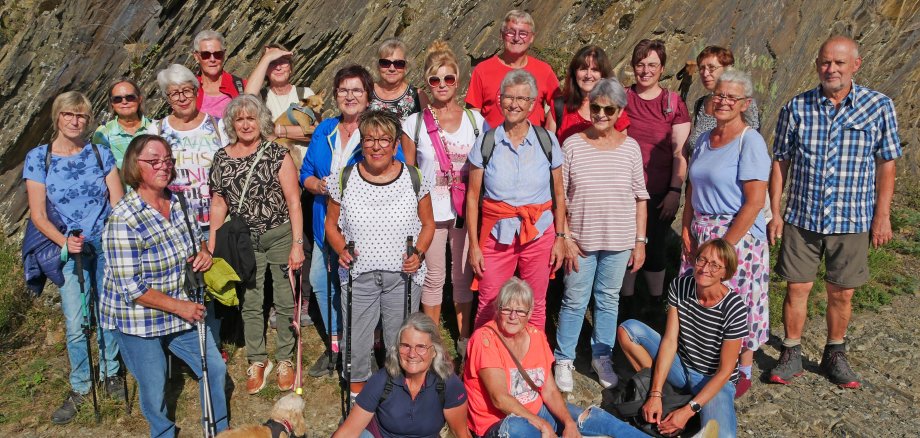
left=235, top=143, right=267, bottom=215
left=484, top=326, right=541, bottom=394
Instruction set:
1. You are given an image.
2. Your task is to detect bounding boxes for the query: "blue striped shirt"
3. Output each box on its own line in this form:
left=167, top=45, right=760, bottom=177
left=773, top=83, right=901, bottom=234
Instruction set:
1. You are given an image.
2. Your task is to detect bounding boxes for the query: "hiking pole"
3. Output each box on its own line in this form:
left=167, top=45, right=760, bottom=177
left=289, top=267, right=304, bottom=395
left=87, top=243, right=131, bottom=414
left=71, top=230, right=100, bottom=423
left=342, top=241, right=355, bottom=418
left=404, top=236, right=414, bottom=321
left=186, top=262, right=217, bottom=438
left=326, top=245, right=335, bottom=377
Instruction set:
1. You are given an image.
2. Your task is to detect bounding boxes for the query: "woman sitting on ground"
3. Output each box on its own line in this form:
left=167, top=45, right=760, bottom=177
left=333, top=313, right=469, bottom=438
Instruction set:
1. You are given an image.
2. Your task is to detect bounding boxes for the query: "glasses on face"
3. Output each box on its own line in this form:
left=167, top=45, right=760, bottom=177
left=197, top=50, right=225, bottom=61
left=378, top=58, right=407, bottom=70
left=427, top=74, right=457, bottom=88
left=111, top=94, right=138, bottom=104
left=60, top=111, right=89, bottom=123
left=589, top=103, right=619, bottom=117
left=694, top=256, right=725, bottom=273
left=699, top=64, right=724, bottom=74
left=500, top=94, right=535, bottom=106
left=269, top=59, right=291, bottom=69
left=362, top=136, right=393, bottom=148
left=167, top=88, right=196, bottom=102
left=499, top=307, right=530, bottom=318
left=711, top=93, right=748, bottom=106
left=501, top=28, right=531, bottom=40
left=137, top=157, right=176, bottom=170
left=336, top=87, right=366, bottom=97
left=634, top=63, right=661, bottom=72
left=398, top=343, right=433, bottom=356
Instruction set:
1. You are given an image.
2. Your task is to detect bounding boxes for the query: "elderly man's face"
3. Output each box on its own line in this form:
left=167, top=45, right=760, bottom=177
left=815, top=39, right=861, bottom=95
left=501, top=20, right=534, bottom=56
left=195, top=39, right=225, bottom=77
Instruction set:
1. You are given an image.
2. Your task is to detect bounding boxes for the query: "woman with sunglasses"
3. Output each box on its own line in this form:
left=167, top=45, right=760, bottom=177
left=681, top=70, right=769, bottom=398
left=402, top=41, right=487, bottom=356
left=369, top=38, right=428, bottom=121
left=192, top=29, right=246, bottom=119
left=554, top=45, right=630, bottom=144
left=553, top=79, right=649, bottom=393
left=687, top=46, right=760, bottom=152
left=618, top=239, right=747, bottom=437
left=92, top=78, right=156, bottom=169
left=23, top=91, right=125, bottom=424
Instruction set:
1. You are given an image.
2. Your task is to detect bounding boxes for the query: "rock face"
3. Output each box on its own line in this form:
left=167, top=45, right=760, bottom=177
left=0, top=0, right=917, bottom=235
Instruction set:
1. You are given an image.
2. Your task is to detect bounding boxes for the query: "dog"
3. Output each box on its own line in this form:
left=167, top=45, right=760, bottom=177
left=273, top=92, right=324, bottom=170
left=216, top=393, right=307, bottom=438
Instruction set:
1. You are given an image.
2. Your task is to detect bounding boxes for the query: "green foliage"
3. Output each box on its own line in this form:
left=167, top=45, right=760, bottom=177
left=0, top=235, right=28, bottom=339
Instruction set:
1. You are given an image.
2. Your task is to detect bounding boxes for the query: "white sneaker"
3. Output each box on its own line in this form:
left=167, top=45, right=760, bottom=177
left=457, top=337, right=469, bottom=360
left=591, top=356, right=619, bottom=388
left=554, top=359, right=575, bottom=392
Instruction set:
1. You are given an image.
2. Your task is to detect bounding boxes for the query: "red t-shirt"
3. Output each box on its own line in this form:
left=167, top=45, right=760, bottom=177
left=463, top=321, right=554, bottom=436
left=465, top=55, right=560, bottom=129
left=625, top=86, right=690, bottom=194
left=556, top=105, right=630, bottom=144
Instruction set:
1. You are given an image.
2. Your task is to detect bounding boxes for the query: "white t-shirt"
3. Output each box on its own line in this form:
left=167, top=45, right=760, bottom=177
left=323, top=125, right=361, bottom=189
left=265, top=86, right=316, bottom=120
left=403, top=109, right=485, bottom=222
left=330, top=163, right=433, bottom=285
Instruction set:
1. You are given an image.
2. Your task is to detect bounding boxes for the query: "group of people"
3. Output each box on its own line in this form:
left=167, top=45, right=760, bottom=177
left=22, top=7, right=900, bottom=437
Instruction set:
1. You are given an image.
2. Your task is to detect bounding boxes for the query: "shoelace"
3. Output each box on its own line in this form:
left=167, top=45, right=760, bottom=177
left=827, top=351, right=855, bottom=375
left=778, top=347, right=797, bottom=366
left=247, top=363, right=265, bottom=377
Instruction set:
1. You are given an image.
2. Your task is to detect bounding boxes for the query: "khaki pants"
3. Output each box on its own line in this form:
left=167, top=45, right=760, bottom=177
left=241, top=222, right=295, bottom=363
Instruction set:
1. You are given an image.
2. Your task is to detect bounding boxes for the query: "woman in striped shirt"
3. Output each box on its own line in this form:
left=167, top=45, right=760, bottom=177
left=553, top=78, right=649, bottom=393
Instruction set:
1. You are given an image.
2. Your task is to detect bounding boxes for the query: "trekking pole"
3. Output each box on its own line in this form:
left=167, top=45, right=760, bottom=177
left=71, top=230, right=100, bottom=423
left=326, top=245, right=335, bottom=377
left=404, top=236, right=414, bottom=321
left=87, top=245, right=131, bottom=414
left=289, top=267, right=304, bottom=395
left=342, top=241, right=355, bottom=418
left=186, top=262, right=217, bottom=438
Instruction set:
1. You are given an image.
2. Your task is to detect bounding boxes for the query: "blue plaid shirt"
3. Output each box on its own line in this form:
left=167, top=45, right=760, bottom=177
left=773, top=83, right=901, bottom=234
left=101, top=190, right=201, bottom=337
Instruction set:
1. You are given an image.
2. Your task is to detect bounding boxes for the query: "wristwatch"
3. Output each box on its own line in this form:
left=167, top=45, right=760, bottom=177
left=635, top=236, right=648, bottom=244
left=294, top=237, right=304, bottom=245
left=555, top=232, right=569, bottom=240
left=688, top=400, right=702, bottom=413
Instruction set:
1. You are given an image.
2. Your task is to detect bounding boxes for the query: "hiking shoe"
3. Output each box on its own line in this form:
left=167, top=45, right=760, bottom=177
left=246, top=360, right=274, bottom=394
left=820, top=344, right=860, bottom=389
left=768, top=344, right=804, bottom=384
left=51, top=391, right=85, bottom=425
left=554, top=359, right=575, bottom=392
left=591, top=356, right=619, bottom=388
left=277, top=360, right=295, bottom=391
left=104, top=375, right=127, bottom=401
left=734, top=376, right=752, bottom=399
left=308, top=350, right=337, bottom=377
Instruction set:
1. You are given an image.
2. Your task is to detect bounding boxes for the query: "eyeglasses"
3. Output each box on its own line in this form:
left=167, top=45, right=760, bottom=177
left=196, top=50, right=225, bottom=61
left=711, top=93, right=748, bottom=106
left=634, top=63, right=661, bottom=72
left=398, top=343, right=433, bottom=356
left=500, top=94, right=535, bottom=106
left=362, top=136, right=393, bottom=148
left=268, top=59, right=291, bottom=69
left=60, top=112, right=89, bottom=123
left=501, top=28, right=531, bottom=40
left=499, top=307, right=530, bottom=318
left=589, top=103, right=619, bottom=116
left=111, top=94, right=138, bottom=104
left=699, top=64, right=724, bottom=74
left=137, top=157, right=176, bottom=170
left=378, top=59, right=407, bottom=70
left=694, top=256, right=725, bottom=273
left=167, top=88, right=196, bottom=102
left=336, top=87, right=366, bottom=97
left=427, top=74, right=457, bottom=87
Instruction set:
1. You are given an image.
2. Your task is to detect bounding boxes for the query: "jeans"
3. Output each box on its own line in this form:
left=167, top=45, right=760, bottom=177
left=115, top=328, right=228, bottom=438
left=619, top=319, right=737, bottom=437
left=555, top=249, right=631, bottom=360
left=59, top=239, right=120, bottom=394
left=310, top=241, right=342, bottom=338
left=482, top=403, right=646, bottom=438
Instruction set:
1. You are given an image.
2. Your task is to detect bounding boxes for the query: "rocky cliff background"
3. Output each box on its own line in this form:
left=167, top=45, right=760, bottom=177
left=0, top=0, right=917, bottom=236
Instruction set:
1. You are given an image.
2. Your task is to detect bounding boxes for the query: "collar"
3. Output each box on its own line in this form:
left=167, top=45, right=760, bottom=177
left=816, top=81, right=859, bottom=108
left=392, top=370, right=437, bottom=390
left=494, top=122, right=537, bottom=149
left=107, top=116, right=153, bottom=136
left=263, top=418, right=302, bottom=438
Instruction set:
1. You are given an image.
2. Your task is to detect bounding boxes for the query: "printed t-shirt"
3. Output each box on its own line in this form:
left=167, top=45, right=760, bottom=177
left=557, top=106, right=629, bottom=144
left=370, top=85, right=423, bottom=121
left=265, top=86, right=316, bottom=120
left=465, top=55, right=560, bottom=128
left=463, top=321, right=553, bottom=436
left=625, top=86, right=690, bottom=194
left=159, top=115, right=228, bottom=228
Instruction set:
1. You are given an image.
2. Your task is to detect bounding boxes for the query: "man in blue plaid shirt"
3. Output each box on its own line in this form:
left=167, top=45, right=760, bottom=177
left=767, top=36, right=902, bottom=389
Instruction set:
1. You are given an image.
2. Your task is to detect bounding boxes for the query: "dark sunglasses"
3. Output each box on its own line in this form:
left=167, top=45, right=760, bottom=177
left=378, top=58, right=407, bottom=69
left=589, top=103, right=619, bottom=116
left=427, top=74, right=457, bottom=87
left=197, top=50, right=225, bottom=61
left=111, top=94, right=138, bottom=104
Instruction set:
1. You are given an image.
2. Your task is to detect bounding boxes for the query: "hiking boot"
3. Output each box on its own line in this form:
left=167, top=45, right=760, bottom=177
left=768, top=344, right=804, bottom=384
left=820, top=344, right=860, bottom=389
left=246, top=360, right=274, bottom=394
left=277, top=360, right=295, bottom=391
left=734, top=376, right=752, bottom=399
left=554, top=359, right=575, bottom=392
left=308, top=350, right=337, bottom=377
left=51, top=391, right=85, bottom=425
left=104, top=375, right=127, bottom=401
left=591, top=356, right=619, bottom=389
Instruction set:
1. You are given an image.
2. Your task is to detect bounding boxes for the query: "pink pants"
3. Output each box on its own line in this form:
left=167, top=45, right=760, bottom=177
left=473, top=225, right=555, bottom=331
left=422, top=221, right=474, bottom=306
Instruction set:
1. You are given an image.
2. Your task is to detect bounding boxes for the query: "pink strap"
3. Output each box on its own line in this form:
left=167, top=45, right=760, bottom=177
left=422, top=108, right=453, bottom=176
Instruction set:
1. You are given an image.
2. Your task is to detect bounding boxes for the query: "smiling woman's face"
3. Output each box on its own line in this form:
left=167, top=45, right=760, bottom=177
left=398, top=328, right=434, bottom=375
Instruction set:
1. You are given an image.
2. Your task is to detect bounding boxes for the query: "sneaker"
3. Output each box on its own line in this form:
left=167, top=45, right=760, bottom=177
left=104, top=375, right=127, bottom=401
left=246, top=360, right=274, bottom=394
left=591, top=356, right=619, bottom=388
left=768, top=344, right=804, bottom=384
left=456, top=337, right=469, bottom=360
left=51, top=391, right=85, bottom=425
left=299, top=311, right=313, bottom=327
left=734, top=376, right=752, bottom=399
left=554, top=359, right=575, bottom=392
left=820, top=344, right=860, bottom=389
left=220, top=349, right=229, bottom=363
left=277, top=360, right=295, bottom=391
left=308, top=350, right=337, bottom=377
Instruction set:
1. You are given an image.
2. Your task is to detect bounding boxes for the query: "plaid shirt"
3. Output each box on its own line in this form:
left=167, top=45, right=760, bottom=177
left=100, top=190, right=202, bottom=337
left=773, top=82, right=901, bottom=234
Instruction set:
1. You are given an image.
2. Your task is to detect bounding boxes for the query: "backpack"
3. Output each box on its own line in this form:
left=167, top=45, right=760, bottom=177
left=600, top=368, right=699, bottom=438
left=479, top=125, right=557, bottom=210
left=378, top=373, right=446, bottom=407
left=412, top=107, right=481, bottom=145
left=339, top=163, right=422, bottom=199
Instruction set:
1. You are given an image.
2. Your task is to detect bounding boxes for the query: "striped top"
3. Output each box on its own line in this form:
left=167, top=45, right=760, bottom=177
left=562, top=134, right=649, bottom=251
left=668, top=276, right=747, bottom=382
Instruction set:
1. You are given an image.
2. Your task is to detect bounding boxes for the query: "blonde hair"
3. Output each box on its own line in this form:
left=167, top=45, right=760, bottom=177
left=51, top=91, right=94, bottom=138
left=378, top=37, right=407, bottom=59
left=423, top=40, right=459, bottom=78
left=222, top=94, right=275, bottom=144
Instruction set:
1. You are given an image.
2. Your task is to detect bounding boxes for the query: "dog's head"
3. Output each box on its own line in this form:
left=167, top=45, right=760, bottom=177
left=301, top=93, right=325, bottom=116
left=270, top=393, right=307, bottom=437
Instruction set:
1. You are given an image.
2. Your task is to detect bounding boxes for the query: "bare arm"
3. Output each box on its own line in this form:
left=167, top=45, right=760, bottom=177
left=660, top=122, right=691, bottom=218
left=303, top=175, right=328, bottom=196
left=243, top=46, right=293, bottom=95
left=207, top=192, right=229, bottom=253
left=549, top=166, right=567, bottom=273
left=134, top=288, right=205, bottom=324
left=105, top=167, right=124, bottom=206
left=401, top=132, right=417, bottom=166
left=540, top=371, right=580, bottom=437
left=680, top=181, right=696, bottom=259
left=331, top=404, right=375, bottom=438
left=325, top=199, right=351, bottom=268
left=479, top=368, right=554, bottom=434
left=466, top=166, right=485, bottom=276
left=767, top=160, right=790, bottom=245
left=404, top=194, right=434, bottom=274
left=722, top=180, right=767, bottom=245
left=444, top=402, right=472, bottom=438
left=630, top=199, right=648, bottom=273
left=641, top=305, right=680, bottom=425
left=871, top=159, right=896, bottom=248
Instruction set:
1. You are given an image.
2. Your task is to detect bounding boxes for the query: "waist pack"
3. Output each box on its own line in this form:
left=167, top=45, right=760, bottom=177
left=600, top=367, right=699, bottom=437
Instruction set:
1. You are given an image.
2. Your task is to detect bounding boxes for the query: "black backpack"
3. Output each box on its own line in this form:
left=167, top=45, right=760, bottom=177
left=478, top=124, right=557, bottom=211
left=600, top=368, right=699, bottom=437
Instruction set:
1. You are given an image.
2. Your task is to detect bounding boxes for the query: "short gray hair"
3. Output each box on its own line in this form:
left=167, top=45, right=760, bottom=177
left=494, top=276, right=534, bottom=316
left=503, top=9, right=535, bottom=32
left=499, top=69, right=537, bottom=99
left=716, top=69, right=753, bottom=98
left=588, top=78, right=628, bottom=108
left=156, top=64, right=198, bottom=96
left=222, top=94, right=275, bottom=144
left=385, top=313, right=453, bottom=381
left=193, top=29, right=225, bottom=52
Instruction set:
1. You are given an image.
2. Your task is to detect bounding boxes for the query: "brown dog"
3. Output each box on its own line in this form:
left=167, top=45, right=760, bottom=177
left=273, top=93, right=324, bottom=170
left=216, top=393, right=307, bottom=438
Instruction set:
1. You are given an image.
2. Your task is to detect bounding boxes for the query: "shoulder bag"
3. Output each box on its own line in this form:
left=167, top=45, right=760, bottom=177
left=212, top=144, right=266, bottom=286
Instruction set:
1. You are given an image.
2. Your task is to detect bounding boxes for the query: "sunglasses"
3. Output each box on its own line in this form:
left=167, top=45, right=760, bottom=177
left=111, top=94, right=138, bottom=104
left=197, top=50, right=225, bottom=61
left=427, top=74, right=457, bottom=87
left=589, top=103, right=619, bottom=116
left=378, top=58, right=407, bottom=69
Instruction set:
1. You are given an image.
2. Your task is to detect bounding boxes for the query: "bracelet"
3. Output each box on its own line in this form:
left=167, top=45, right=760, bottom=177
left=555, top=232, right=568, bottom=240
left=648, top=393, right=662, bottom=398
left=282, top=125, right=288, bottom=138
left=649, top=390, right=663, bottom=397
left=668, top=186, right=682, bottom=194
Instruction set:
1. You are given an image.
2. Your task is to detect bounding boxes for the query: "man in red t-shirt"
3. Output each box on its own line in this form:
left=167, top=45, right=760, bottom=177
left=465, top=10, right=560, bottom=131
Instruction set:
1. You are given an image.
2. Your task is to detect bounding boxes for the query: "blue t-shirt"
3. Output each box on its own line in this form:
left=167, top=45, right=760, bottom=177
left=689, top=129, right=770, bottom=240
left=23, top=143, right=116, bottom=241
left=355, top=369, right=466, bottom=438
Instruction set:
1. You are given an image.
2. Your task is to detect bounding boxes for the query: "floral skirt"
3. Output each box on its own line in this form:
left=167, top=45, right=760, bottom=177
left=680, top=213, right=770, bottom=351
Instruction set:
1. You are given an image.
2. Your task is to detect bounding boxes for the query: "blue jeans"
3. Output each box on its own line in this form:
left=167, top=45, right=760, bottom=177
left=619, top=319, right=737, bottom=437
left=60, top=240, right=120, bottom=394
left=482, top=403, right=646, bottom=438
left=115, top=329, right=228, bottom=438
left=555, top=250, right=630, bottom=360
left=310, top=242, right=342, bottom=338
